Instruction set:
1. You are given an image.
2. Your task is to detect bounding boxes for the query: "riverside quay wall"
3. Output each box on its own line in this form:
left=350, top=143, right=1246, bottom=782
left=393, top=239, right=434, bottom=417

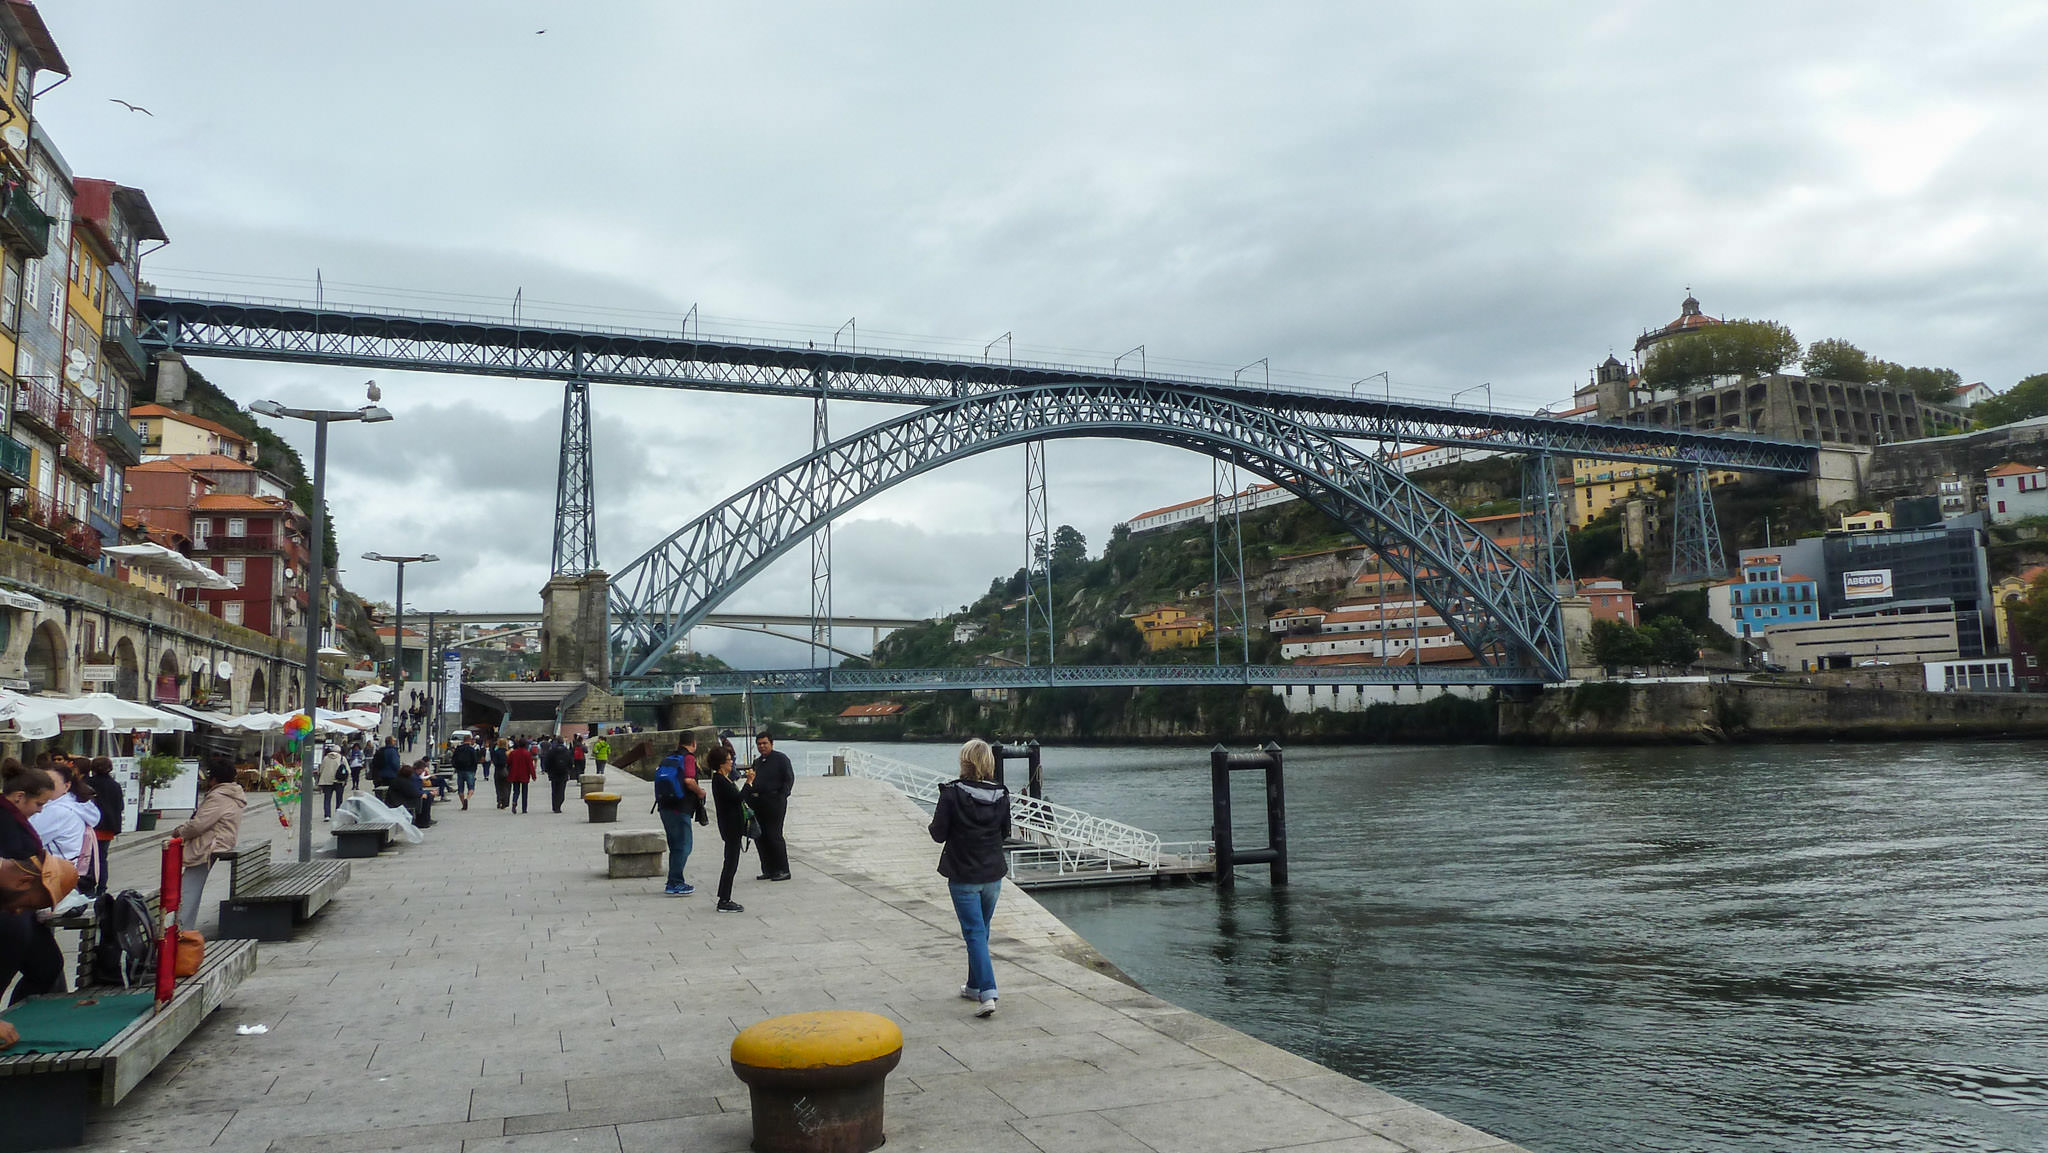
left=0, top=537, right=298, bottom=717
left=1500, top=678, right=2048, bottom=744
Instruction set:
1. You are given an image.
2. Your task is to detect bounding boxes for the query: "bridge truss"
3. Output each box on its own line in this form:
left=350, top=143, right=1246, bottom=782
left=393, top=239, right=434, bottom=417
left=607, top=382, right=1569, bottom=681
left=135, top=291, right=1821, bottom=686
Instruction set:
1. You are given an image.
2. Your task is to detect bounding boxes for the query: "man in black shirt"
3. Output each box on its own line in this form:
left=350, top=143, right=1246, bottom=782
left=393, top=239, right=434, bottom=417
left=541, top=736, right=575, bottom=813
left=748, top=732, right=795, bottom=881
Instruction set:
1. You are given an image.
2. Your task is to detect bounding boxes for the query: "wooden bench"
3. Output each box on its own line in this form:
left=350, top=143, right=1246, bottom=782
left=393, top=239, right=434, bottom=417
left=215, top=840, right=350, bottom=942
left=0, top=895, right=259, bottom=1151
left=331, top=820, right=398, bottom=859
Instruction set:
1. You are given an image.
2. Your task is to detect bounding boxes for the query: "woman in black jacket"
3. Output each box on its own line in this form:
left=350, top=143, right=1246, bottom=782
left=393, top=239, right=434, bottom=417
left=1, top=762, right=64, bottom=1005
left=929, top=739, right=1009, bottom=1018
left=705, top=745, right=747, bottom=913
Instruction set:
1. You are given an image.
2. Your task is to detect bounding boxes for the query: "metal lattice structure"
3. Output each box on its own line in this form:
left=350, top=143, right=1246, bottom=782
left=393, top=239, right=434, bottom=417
left=1669, top=465, right=1727, bottom=583
left=607, top=382, right=1568, bottom=681
left=810, top=377, right=832, bottom=666
left=551, top=378, right=596, bottom=574
left=1520, top=451, right=1573, bottom=593
left=1212, top=458, right=1250, bottom=665
left=1022, top=441, right=1053, bottom=666
left=135, top=293, right=1817, bottom=474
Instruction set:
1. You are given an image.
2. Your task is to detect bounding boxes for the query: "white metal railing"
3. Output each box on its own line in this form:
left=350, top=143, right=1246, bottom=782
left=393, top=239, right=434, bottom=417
left=835, top=746, right=1162, bottom=868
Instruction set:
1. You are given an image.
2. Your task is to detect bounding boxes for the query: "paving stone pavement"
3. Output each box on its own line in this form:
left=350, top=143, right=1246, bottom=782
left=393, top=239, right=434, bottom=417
left=71, top=766, right=1532, bottom=1153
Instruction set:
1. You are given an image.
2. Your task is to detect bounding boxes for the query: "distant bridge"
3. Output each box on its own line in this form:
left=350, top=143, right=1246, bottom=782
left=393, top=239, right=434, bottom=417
left=623, top=662, right=1539, bottom=698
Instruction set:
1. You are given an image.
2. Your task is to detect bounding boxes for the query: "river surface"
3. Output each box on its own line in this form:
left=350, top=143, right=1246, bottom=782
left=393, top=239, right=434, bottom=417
left=788, top=739, right=2048, bottom=1152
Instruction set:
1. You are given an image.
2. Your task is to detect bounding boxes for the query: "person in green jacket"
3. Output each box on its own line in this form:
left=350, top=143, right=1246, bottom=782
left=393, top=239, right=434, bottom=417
left=591, top=734, right=611, bottom=774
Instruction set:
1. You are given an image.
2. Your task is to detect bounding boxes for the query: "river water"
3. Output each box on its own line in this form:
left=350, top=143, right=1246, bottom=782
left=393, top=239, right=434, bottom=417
left=794, top=739, right=2048, bottom=1152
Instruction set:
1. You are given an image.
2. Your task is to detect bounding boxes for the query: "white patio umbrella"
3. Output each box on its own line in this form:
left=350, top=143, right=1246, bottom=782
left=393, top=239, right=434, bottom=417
left=0, top=689, right=63, bottom=740
left=53, top=693, right=195, bottom=734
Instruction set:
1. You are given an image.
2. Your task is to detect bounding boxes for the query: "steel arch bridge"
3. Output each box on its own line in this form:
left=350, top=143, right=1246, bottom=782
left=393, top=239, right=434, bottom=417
left=609, top=382, right=1567, bottom=682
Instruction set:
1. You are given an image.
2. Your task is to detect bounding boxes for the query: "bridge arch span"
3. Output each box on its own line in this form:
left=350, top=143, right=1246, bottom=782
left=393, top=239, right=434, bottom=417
left=608, top=383, right=1564, bottom=680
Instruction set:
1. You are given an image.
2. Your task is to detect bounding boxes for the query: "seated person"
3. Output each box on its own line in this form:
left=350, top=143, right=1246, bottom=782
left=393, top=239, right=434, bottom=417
left=389, top=762, right=432, bottom=826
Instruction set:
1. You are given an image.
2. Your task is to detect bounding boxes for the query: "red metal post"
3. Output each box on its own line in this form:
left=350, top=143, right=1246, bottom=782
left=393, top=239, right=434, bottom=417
left=156, top=837, right=183, bottom=1006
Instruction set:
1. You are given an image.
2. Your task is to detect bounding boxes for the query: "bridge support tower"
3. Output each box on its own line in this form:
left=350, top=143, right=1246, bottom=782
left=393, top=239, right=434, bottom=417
left=541, top=569, right=612, bottom=690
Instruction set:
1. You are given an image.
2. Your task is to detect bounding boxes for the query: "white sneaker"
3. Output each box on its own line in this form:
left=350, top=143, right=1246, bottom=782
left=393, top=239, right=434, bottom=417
left=959, top=985, right=979, bottom=1000
left=975, top=997, right=997, bottom=1018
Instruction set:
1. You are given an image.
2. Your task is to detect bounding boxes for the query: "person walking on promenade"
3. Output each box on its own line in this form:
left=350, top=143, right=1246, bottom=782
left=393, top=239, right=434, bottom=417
left=653, top=732, right=706, bottom=896
left=449, top=734, right=481, bottom=810
left=347, top=742, right=365, bottom=792
left=318, top=745, right=347, bottom=819
left=704, top=745, right=747, bottom=913
left=1, top=762, right=65, bottom=1004
left=84, top=756, right=123, bottom=888
left=591, top=733, right=611, bottom=775
left=541, top=735, right=574, bottom=813
left=506, top=738, right=537, bottom=814
left=491, top=739, right=512, bottom=809
left=748, top=732, right=795, bottom=881
left=930, top=739, right=1008, bottom=1018
left=571, top=734, right=588, bottom=778
left=172, top=759, right=246, bottom=930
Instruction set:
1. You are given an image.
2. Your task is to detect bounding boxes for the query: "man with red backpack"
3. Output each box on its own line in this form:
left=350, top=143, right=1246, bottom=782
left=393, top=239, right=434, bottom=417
left=653, top=732, right=707, bottom=896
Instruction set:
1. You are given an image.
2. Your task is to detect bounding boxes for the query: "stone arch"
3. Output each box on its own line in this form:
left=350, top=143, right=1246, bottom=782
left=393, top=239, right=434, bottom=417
left=608, top=383, right=1564, bottom=679
left=113, top=636, right=142, bottom=701
left=249, top=667, right=269, bottom=713
left=25, top=619, right=69, bottom=694
left=157, top=648, right=183, bottom=705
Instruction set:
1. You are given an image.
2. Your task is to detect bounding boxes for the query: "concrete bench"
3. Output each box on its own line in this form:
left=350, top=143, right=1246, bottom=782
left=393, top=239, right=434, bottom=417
left=332, top=821, right=398, bottom=859
left=0, top=909, right=258, bottom=1152
left=603, top=829, right=664, bottom=878
left=216, top=840, right=350, bottom=942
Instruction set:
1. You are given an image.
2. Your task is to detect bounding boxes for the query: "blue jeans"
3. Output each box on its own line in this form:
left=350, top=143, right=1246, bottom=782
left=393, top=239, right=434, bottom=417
left=948, top=880, right=1002, bottom=997
left=660, top=809, right=694, bottom=886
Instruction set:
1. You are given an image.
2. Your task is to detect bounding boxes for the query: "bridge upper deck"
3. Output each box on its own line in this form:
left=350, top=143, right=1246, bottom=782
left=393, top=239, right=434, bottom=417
left=138, top=292, right=1816, bottom=474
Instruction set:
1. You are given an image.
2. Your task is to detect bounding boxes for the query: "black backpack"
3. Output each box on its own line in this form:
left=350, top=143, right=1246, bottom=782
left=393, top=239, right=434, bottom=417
left=92, top=890, right=159, bottom=988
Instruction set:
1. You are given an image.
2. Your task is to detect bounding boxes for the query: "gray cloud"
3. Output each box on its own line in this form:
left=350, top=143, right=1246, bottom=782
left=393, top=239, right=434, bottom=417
left=46, top=2, right=2048, bottom=664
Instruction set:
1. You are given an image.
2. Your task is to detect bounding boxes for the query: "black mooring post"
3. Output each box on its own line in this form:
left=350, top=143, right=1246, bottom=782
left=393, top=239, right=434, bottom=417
left=1262, top=740, right=1288, bottom=886
left=1210, top=743, right=1235, bottom=891
left=1026, top=739, right=1043, bottom=800
left=990, top=742, right=1007, bottom=792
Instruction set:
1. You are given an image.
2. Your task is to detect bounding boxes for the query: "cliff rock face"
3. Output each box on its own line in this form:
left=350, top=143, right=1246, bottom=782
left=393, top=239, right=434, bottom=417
left=1501, top=680, right=2048, bottom=744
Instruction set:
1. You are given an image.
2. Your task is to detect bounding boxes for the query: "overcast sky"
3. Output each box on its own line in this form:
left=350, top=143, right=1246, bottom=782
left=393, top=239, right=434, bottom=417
left=43, top=3, right=2048, bottom=665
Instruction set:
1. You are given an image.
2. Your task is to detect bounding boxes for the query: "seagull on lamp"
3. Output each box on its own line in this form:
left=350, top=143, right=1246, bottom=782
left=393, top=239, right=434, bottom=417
left=366, top=380, right=381, bottom=403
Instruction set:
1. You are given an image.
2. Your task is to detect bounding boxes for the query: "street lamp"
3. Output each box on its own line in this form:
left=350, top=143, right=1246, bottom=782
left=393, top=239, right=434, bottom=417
left=247, top=391, right=393, bottom=864
left=361, top=552, right=440, bottom=729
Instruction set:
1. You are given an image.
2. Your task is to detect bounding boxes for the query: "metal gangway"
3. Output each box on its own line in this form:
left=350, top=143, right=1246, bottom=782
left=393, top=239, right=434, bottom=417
left=821, top=747, right=1215, bottom=889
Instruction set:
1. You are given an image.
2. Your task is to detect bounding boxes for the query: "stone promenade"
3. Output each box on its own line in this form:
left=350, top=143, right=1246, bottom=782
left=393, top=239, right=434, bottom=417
left=74, top=768, right=1531, bottom=1153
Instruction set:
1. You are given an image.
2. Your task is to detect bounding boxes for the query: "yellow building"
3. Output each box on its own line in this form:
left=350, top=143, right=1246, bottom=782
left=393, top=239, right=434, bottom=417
left=1131, top=606, right=1213, bottom=651
left=1839, top=509, right=1892, bottom=533
left=1993, top=565, right=2046, bottom=653
left=1569, top=458, right=1741, bottom=529
left=130, top=404, right=256, bottom=461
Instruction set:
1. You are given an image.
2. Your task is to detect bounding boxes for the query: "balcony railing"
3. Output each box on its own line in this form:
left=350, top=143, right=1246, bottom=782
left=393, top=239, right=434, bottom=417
left=0, top=436, right=30, bottom=489
left=94, top=408, right=146, bottom=466
left=60, top=421, right=106, bottom=481
left=0, top=185, right=52, bottom=259
left=101, top=314, right=149, bottom=377
left=194, top=533, right=279, bottom=552
left=11, top=379, right=61, bottom=438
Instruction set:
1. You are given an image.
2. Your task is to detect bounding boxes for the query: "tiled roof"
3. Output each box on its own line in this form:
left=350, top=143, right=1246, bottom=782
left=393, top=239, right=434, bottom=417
left=164, top=453, right=258, bottom=471
left=1987, top=462, right=2045, bottom=477
left=838, top=702, right=905, bottom=718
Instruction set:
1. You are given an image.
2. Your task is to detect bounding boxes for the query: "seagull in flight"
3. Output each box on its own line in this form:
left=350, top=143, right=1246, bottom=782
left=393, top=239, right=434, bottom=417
left=109, top=98, right=153, bottom=115
left=535, top=29, right=546, bottom=34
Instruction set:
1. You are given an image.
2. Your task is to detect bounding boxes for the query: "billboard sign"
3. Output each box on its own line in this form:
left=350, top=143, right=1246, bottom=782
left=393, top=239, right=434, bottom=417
left=1842, top=569, right=1894, bottom=600
left=442, top=651, right=463, bottom=707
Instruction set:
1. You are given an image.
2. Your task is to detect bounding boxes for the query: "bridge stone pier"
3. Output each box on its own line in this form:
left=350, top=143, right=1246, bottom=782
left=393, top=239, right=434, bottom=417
left=541, top=570, right=611, bottom=688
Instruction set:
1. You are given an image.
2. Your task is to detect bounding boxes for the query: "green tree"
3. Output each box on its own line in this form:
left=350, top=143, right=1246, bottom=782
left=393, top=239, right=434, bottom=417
left=1975, top=373, right=2048, bottom=427
left=2010, top=572, right=2048, bottom=655
left=1804, top=338, right=1873, bottom=383
left=1585, top=619, right=1652, bottom=670
left=1640, top=319, right=1801, bottom=392
left=1875, top=361, right=1963, bottom=404
left=1051, top=524, right=1089, bottom=576
left=1645, top=616, right=1702, bottom=669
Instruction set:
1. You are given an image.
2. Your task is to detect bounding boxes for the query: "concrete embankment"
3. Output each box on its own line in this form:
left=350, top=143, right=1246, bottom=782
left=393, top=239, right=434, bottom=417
left=1500, top=679, right=2048, bottom=744
left=74, top=769, right=1529, bottom=1152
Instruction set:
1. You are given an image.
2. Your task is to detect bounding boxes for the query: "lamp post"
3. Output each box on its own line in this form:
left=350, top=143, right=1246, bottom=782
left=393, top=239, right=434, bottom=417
left=361, top=552, right=439, bottom=740
left=247, top=393, right=393, bottom=864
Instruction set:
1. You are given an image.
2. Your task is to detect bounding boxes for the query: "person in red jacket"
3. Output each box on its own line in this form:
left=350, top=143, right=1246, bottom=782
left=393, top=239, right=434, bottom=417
left=505, top=738, right=538, bottom=814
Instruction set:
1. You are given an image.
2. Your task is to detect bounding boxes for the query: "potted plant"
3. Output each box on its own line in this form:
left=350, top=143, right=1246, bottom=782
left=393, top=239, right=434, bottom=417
left=134, top=753, right=181, bottom=830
